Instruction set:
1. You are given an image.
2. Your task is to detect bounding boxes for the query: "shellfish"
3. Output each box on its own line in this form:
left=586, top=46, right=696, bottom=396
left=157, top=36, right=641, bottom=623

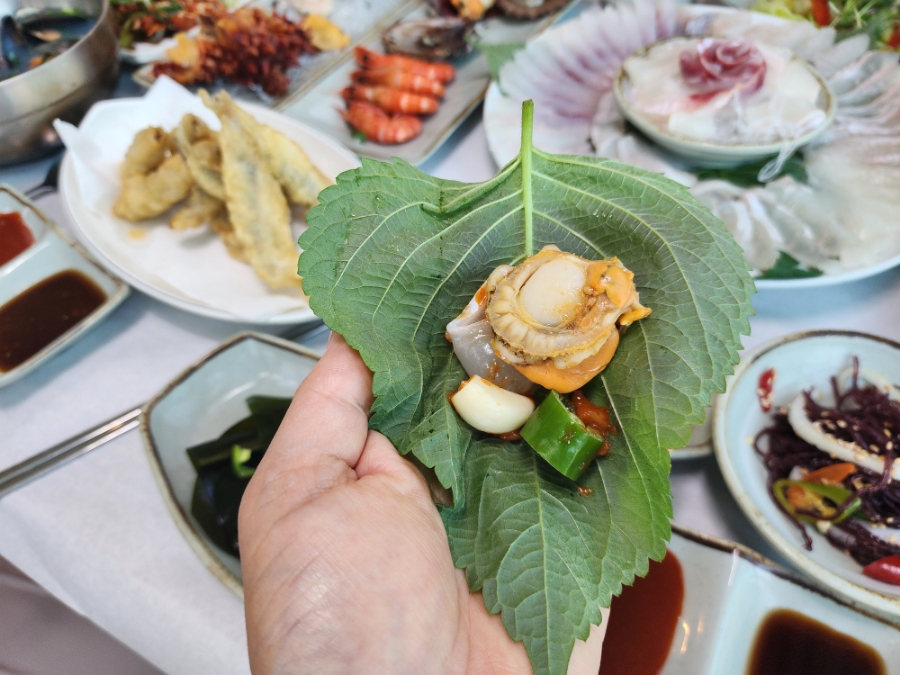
left=483, top=246, right=650, bottom=393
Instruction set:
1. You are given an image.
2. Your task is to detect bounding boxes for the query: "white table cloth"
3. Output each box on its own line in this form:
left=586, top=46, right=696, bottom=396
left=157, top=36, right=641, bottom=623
left=3, top=106, right=900, bottom=674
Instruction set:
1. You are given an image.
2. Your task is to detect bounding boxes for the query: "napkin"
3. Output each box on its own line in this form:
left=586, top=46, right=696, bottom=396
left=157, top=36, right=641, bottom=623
left=55, top=77, right=310, bottom=322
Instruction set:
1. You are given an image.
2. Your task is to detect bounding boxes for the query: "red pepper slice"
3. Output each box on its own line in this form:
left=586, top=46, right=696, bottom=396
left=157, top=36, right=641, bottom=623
left=888, top=22, right=900, bottom=49
left=810, top=0, right=830, bottom=27
left=862, top=555, right=900, bottom=585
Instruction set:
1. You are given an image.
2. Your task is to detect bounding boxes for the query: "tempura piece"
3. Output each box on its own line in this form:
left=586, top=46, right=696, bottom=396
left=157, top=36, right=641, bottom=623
left=202, top=92, right=302, bottom=289
left=120, top=127, right=171, bottom=180
left=221, top=93, right=331, bottom=207
left=174, top=114, right=226, bottom=200
left=209, top=211, right=246, bottom=262
left=114, top=142, right=194, bottom=222
left=169, top=186, right=224, bottom=230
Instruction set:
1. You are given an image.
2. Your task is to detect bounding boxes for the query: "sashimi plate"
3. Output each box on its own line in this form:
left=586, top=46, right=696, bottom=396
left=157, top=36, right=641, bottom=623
left=483, top=1, right=900, bottom=289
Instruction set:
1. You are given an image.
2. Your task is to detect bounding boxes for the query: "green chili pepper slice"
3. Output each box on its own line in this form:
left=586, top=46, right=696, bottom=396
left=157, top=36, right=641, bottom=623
left=521, top=391, right=604, bottom=481
left=772, top=478, right=862, bottom=523
left=231, top=444, right=257, bottom=479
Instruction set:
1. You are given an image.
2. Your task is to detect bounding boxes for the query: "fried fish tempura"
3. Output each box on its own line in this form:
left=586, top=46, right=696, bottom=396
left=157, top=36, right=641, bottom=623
left=209, top=211, right=246, bottom=262
left=169, top=186, right=224, bottom=230
left=202, top=93, right=302, bottom=290
left=114, top=155, right=194, bottom=221
left=238, top=109, right=331, bottom=207
left=202, top=90, right=330, bottom=207
left=174, top=114, right=226, bottom=200
left=120, top=127, right=171, bottom=180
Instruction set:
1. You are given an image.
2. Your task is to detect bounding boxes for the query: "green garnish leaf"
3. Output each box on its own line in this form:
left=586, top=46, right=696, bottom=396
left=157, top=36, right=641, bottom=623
left=298, top=101, right=753, bottom=675
left=350, top=128, right=368, bottom=144
left=695, top=154, right=808, bottom=187
left=758, top=251, right=824, bottom=279
left=473, top=39, right=526, bottom=82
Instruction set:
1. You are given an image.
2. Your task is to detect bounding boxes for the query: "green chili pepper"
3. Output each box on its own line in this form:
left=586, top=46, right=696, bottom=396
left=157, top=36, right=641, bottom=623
left=520, top=391, right=604, bottom=481
left=231, top=444, right=256, bottom=479
left=772, top=478, right=862, bottom=523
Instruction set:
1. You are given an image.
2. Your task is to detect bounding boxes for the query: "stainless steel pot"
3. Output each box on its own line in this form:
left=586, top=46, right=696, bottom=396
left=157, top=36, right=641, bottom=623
left=0, top=0, right=119, bottom=165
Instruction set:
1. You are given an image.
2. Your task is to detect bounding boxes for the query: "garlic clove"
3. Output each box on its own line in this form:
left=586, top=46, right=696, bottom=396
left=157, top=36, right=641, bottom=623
left=450, top=375, right=535, bottom=434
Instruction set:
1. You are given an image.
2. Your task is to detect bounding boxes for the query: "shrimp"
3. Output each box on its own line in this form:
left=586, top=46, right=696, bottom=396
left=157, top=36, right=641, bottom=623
left=354, top=46, right=455, bottom=83
left=342, top=101, right=423, bottom=144
left=343, top=85, right=439, bottom=115
left=351, top=68, right=445, bottom=98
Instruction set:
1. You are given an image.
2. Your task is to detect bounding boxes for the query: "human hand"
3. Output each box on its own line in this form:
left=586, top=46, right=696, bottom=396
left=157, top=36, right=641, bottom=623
left=239, top=334, right=608, bottom=675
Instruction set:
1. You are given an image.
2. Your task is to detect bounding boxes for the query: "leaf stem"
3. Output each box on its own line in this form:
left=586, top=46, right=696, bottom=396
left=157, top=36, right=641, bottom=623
left=522, top=100, right=534, bottom=258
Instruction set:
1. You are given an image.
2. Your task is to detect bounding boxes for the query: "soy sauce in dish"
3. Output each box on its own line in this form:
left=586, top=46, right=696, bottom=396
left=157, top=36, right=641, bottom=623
left=0, top=212, right=35, bottom=266
left=599, top=551, right=684, bottom=675
left=0, top=270, right=105, bottom=372
left=747, top=609, right=885, bottom=675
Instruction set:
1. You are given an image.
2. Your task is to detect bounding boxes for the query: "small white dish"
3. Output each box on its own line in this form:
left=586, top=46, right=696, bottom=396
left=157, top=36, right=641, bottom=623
left=662, top=524, right=900, bottom=673
left=141, top=332, right=321, bottom=596
left=59, top=96, right=359, bottom=324
left=714, top=330, right=900, bottom=623
left=0, top=186, right=129, bottom=389
left=612, top=38, right=836, bottom=168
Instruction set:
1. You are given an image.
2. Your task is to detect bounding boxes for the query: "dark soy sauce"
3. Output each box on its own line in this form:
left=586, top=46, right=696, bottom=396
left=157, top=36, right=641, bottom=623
left=599, top=551, right=684, bottom=675
left=747, top=608, right=886, bottom=675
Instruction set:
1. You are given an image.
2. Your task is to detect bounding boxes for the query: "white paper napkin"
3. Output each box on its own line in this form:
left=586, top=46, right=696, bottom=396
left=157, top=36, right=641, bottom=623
left=55, top=77, right=310, bottom=322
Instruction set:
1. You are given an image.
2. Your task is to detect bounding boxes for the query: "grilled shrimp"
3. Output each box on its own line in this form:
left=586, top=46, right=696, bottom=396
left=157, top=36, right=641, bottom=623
left=354, top=46, right=455, bottom=82
left=342, top=101, right=423, bottom=144
left=343, top=85, right=439, bottom=115
left=351, top=68, right=445, bottom=97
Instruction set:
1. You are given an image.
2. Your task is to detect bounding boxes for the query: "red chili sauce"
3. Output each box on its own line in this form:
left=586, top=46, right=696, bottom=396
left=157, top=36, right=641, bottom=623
left=0, top=270, right=106, bottom=372
left=747, top=609, right=885, bottom=675
left=598, top=551, right=684, bottom=675
left=572, top=390, right=617, bottom=457
left=0, top=212, right=35, bottom=266
left=757, top=367, right=776, bottom=413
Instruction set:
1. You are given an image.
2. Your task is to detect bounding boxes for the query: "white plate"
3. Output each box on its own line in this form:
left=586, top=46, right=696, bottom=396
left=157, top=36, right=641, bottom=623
left=483, top=3, right=900, bottom=289
left=141, top=332, right=321, bottom=596
left=0, top=186, right=129, bottom=388
left=60, top=96, right=359, bottom=324
left=714, top=330, right=900, bottom=623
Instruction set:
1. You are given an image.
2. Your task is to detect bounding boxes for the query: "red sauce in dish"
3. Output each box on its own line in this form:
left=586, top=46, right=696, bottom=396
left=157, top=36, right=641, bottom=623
left=0, top=270, right=106, bottom=372
left=757, top=367, right=776, bottom=412
left=0, top=212, right=35, bottom=266
left=747, top=609, right=885, bottom=675
left=598, top=552, right=684, bottom=675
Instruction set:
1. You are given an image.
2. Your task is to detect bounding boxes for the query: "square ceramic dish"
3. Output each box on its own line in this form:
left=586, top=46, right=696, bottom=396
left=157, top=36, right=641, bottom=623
left=141, top=332, right=321, bottom=597
left=0, top=185, right=129, bottom=389
left=662, top=524, right=900, bottom=673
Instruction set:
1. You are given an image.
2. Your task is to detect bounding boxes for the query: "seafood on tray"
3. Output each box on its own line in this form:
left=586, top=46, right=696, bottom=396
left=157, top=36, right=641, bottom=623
left=341, top=46, right=455, bottom=144
left=151, top=7, right=347, bottom=97
left=113, top=91, right=331, bottom=290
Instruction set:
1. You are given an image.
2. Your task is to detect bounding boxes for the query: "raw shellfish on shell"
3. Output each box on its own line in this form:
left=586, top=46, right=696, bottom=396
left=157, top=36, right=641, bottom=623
left=382, top=16, right=471, bottom=60
left=496, top=0, right=569, bottom=20
left=485, top=245, right=651, bottom=393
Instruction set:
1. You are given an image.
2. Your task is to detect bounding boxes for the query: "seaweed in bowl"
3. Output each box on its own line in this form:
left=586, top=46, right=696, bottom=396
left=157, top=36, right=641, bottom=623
left=187, top=395, right=291, bottom=557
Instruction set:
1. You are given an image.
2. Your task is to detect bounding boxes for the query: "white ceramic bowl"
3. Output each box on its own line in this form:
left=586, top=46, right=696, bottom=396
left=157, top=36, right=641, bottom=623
left=714, top=330, right=900, bottom=623
left=0, top=185, right=129, bottom=388
left=613, top=38, right=837, bottom=168
left=141, top=332, right=321, bottom=596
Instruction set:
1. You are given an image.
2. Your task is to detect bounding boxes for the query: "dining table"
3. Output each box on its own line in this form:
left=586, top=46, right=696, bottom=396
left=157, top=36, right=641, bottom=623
left=3, top=64, right=900, bottom=675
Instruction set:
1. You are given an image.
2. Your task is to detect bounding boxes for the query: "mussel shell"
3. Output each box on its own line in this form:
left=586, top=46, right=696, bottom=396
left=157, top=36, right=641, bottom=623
left=382, top=16, right=472, bottom=60
left=495, top=0, right=569, bottom=20
left=1, top=15, right=28, bottom=68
